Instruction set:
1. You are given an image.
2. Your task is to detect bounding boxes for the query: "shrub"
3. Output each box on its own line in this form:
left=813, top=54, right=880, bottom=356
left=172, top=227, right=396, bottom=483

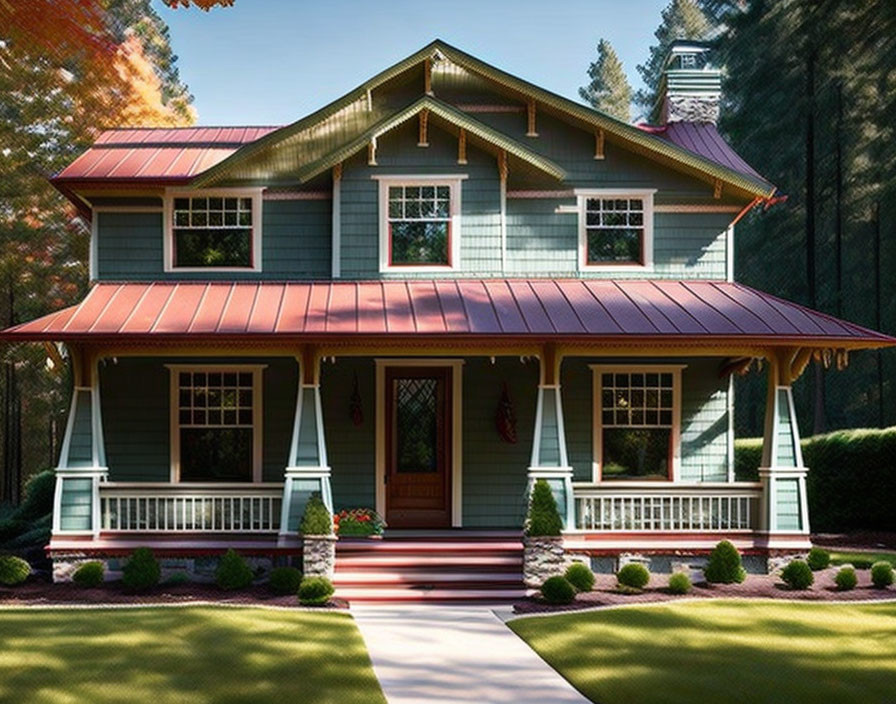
left=215, top=549, right=254, bottom=591
left=17, top=470, right=56, bottom=522
left=298, top=576, right=334, bottom=606
left=525, top=480, right=563, bottom=537
left=300, top=496, right=333, bottom=536
left=807, top=547, right=831, bottom=571
left=162, top=572, right=190, bottom=587
left=0, top=555, right=31, bottom=586
left=668, top=572, right=692, bottom=594
left=834, top=566, right=857, bottom=591
left=122, top=547, right=160, bottom=591
left=617, top=562, right=650, bottom=590
left=540, top=575, right=576, bottom=604
left=269, top=566, right=302, bottom=595
left=871, top=561, right=894, bottom=589
left=72, top=561, right=104, bottom=588
left=564, top=562, right=595, bottom=593
left=781, top=559, right=814, bottom=590
left=704, top=540, right=746, bottom=584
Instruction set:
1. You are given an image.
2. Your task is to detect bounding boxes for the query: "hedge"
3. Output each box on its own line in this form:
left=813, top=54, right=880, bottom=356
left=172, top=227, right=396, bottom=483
left=735, top=427, right=896, bottom=532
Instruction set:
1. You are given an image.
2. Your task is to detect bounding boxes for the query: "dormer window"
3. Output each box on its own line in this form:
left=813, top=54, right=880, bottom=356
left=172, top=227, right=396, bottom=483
left=679, top=53, right=698, bottom=69
left=165, top=189, right=262, bottom=272
left=577, top=189, right=655, bottom=270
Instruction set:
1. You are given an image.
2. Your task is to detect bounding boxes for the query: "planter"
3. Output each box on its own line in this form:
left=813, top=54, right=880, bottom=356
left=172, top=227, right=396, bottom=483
left=302, top=534, right=337, bottom=578
left=523, top=536, right=568, bottom=588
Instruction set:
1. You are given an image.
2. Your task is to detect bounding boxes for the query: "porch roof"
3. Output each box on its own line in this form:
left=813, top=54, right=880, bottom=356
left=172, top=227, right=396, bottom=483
left=1, top=280, right=892, bottom=350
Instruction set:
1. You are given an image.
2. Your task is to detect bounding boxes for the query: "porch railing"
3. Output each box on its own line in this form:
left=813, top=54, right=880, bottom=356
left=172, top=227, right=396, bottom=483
left=573, top=484, right=761, bottom=532
left=99, top=483, right=284, bottom=533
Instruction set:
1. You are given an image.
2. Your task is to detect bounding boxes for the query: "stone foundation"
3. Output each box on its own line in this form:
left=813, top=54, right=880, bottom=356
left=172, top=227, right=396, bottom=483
left=523, top=536, right=568, bottom=588
left=303, top=535, right=336, bottom=578
left=51, top=553, right=283, bottom=583
left=766, top=552, right=809, bottom=575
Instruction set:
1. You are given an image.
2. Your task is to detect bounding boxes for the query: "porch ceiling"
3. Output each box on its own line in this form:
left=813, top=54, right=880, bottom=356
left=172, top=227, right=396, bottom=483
left=1, top=280, right=892, bottom=350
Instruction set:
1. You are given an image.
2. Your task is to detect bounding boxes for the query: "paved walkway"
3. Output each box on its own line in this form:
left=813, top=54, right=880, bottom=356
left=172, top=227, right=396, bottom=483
left=352, top=604, right=591, bottom=704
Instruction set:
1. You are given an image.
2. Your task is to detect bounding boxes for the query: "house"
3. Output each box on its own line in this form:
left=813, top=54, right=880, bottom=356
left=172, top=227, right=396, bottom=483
left=2, top=40, right=892, bottom=599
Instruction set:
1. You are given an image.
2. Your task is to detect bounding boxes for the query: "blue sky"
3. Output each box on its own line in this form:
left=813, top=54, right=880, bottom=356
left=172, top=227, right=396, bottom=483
left=153, top=0, right=668, bottom=126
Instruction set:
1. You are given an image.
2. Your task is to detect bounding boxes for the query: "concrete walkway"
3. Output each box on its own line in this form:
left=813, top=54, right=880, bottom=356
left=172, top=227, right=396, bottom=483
left=352, top=604, right=591, bottom=704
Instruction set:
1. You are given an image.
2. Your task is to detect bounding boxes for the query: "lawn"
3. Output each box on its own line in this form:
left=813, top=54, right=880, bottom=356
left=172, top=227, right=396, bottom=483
left=829, top=550, right=896, bottom=569
left=510, top=600, right=896, bottom=704
left=0, top=606, right=386, bottom=704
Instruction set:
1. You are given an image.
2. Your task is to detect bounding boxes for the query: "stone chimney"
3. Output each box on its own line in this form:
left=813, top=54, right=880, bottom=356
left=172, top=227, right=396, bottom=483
left=656, top=40, right=721, bottom=124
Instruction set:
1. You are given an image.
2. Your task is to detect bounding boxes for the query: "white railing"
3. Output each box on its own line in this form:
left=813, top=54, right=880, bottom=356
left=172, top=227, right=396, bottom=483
left=99, top=483, right=283, bottom=533
left=573, top=484, right=761, bottom=532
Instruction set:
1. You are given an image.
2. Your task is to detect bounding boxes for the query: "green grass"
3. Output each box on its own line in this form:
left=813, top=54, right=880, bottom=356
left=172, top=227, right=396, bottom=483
left=829, top=550, right=896, bottom=569
left=0, top=606, right=386, bottom=704
left=510, top=601, right=896, bottom=704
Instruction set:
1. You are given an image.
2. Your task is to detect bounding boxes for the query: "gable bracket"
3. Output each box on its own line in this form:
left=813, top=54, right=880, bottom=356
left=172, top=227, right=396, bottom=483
left=594, top=129, right=605, bottom=160
left=527, top=99, right=538, bottom=137
left=713, top=179, right=723, bottom=199
left=457, top=128, right=467, bottom=165
left=418, top=109, right=429, bottom=147
left=425, top=57, right=434, bottom=96
left=368, top=137, right=377, bottom=166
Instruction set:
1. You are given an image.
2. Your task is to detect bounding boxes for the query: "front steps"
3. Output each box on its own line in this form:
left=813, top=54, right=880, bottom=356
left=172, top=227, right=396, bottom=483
left=334, top=532, right=528, bottom=603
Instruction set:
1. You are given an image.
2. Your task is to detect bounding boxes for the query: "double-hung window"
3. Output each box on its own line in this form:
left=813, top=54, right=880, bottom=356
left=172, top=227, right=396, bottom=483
left=166, top=190, right=262, bottom=271
left=377, top=176, right=463, bottom=271
left=577, top=190, right=655, bottom=269
left=592, top=365, right=683, bottom=481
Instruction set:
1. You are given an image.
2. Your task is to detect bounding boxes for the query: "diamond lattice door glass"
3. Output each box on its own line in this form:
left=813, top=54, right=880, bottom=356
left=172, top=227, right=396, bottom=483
left=396, top=378, right=439, bottom=473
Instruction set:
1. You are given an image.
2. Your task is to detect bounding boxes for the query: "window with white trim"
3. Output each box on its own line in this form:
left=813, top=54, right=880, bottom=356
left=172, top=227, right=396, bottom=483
left=578, top=191, right=654, bottom=269
left=166, top=191, right=262, bottom=271
left=172, top=367, right=263, bottom=482
left=593, top=366, right=681, bottom=481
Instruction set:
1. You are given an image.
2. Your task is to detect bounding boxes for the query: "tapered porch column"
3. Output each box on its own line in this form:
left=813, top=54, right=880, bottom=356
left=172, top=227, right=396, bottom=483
left=758, top=349, right=811, bottom=547
left=528, top=344, right=574, bottom=530
left=53, top=346, right=108, bottom=538
left=280, top=347, right=332, bottom=537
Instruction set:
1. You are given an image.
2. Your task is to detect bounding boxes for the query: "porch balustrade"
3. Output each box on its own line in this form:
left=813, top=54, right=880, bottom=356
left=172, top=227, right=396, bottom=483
left=99, top=483, right=283, bottom=533
left=573, top=484, right=761, bottom=532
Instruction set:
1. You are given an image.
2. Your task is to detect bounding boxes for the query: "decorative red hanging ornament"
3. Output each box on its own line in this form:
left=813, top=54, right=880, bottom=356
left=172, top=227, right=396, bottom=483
left=349, top=372, right=364, bottom=426
left=495, top=381, right=517, bottom=444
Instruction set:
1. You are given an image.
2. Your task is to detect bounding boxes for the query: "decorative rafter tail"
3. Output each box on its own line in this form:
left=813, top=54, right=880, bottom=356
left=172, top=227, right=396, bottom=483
left=367, top=137, right=377, bottom=166
left=418, top=108, right=429, bottom=147
left=713, top=179, right=723, bottom=199
left=594, top=129, right=605, bottom=160
left=457, top=128, right=467, bottom=164
left=526, top=98, right=538, bottom=137
left=332, top=162, right=342, bottom=182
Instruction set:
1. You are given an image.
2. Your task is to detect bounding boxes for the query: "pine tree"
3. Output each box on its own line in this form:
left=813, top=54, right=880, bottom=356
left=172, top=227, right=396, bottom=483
left=579, top=39, right=633, bottom=122
left=635, top=0, right=714, bottom=116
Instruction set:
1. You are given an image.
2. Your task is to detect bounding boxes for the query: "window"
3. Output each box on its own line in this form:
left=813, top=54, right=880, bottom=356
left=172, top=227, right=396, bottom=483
left=169, top=366, right=264, bottom=482
left=166, top=191, right=261, bottom=271
left=376, top=176, right=464, bottom=271
left=577, top=190, right=654, bottom=269
left=592, top=366, right=682, bottom=481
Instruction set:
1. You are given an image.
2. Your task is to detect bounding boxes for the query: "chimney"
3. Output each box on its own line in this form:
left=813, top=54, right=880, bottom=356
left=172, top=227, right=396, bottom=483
left=656, top=40, right=721, bottom=124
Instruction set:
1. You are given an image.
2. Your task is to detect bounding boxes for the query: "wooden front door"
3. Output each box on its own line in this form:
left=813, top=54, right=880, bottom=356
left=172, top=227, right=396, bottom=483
left=385, top=367, right=452, bottom=528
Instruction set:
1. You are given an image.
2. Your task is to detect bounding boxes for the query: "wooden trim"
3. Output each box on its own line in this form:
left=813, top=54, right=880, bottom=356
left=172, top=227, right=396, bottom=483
left=654, top=204, right=742, bottom=213
left=368, top=137, right=377, bottom=166
left=424, top=57, right=433, bottom=95
left=457, top=128, right=467, bottom=165
left=577, top=189, right=656, bottom=272
left=331, top=164, right=341, bottom=278
left=262, top=191, right=330, bottom=201
left=507, top=190, right=576, bottom=199
left=594, top=129, right=605, bottom=160
left=526, top=99, right=538, bottom=137
left=418, top=109, right=429, bottom=147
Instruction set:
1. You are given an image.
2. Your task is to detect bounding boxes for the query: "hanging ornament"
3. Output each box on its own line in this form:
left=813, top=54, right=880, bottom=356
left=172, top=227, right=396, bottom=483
left=495, top=381, right=517, bottom=444
left=349, top=372, right=364, bottom=426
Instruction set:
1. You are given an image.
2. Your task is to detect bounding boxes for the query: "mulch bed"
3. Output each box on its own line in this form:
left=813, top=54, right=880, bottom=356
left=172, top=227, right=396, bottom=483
left=513, top=568, right=896, bottom=615
left=811, top=531, right=896, bottom=551
left=0, top=580, right=348, bottom=609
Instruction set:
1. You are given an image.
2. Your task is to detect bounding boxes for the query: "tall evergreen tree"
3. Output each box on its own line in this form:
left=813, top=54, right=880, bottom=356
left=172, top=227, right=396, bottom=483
left=579, top=39, right=633, bottom=122
left=636, top=0, right=714, bottom=116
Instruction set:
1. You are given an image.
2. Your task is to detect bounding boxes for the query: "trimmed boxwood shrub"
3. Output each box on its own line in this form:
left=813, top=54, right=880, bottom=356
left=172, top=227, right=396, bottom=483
left=781, top=559, right=814, bottom=590
left=807, top=547, right=830, bottom=571
left=0, top=555, right=31, bottom=586
left=668, top=572, right=692, bottom=594
left=617, top=563, right=650, bottom=590
left=526, top=480, right=563, bottom=537
left=215, top=549, right=254, bottom=590
left=541, top=575, right=576, bottom=604
left=704, top=540, right=746, bottom=584
left=269, top=566, right=302, bottom=595
left=834, top=566, right=857, bottom=591
left=564, top=562, right=595, bottom=593
left=300, top=496, right=333, bottom=536
left=122, top=547, right=160, bottom=591
left=72, top=561, right=105, bottom=587
left=871, top=561, right=894, bottom=588
left=298, top=576, right=334, bottom=606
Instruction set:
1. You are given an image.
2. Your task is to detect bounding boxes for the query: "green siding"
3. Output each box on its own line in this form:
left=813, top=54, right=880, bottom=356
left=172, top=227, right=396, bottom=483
left=59, top=477, right=93, bottom=531
left=536, top=389, right=562, bottom=466
left=286, top=477, right=325, bottom=532
left=295, top=389, right=321, bottom=466
left=775, top=388, right=798, bottom=466
left=67, top=390, right=94, bottom=467
left=775, top=478, right=802, bottom=531
left=96, top=212, right=163, bottom=278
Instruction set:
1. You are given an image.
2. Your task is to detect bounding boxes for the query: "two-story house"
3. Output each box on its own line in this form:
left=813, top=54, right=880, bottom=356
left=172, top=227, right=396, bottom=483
left=3, top=40, right=892, bottom=600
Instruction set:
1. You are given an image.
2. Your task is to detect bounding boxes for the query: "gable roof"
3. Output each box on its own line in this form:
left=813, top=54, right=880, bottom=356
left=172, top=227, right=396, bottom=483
left=638, top=122, right=763, bottom=181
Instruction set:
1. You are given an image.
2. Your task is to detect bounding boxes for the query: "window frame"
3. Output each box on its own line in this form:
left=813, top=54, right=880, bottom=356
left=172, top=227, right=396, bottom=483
left=166, top=364, right=266, bottom=484
left=375, top=175, right=466, bottom=273
left=576, top=189, right=656, bottom=272
left=163, top=188, right=263, bottom=273
left=590, top=364, right=684, bottom=483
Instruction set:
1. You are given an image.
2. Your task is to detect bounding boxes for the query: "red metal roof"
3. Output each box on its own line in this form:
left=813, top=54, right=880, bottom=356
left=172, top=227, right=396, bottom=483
left=2, top=280, right=891, bottom=347
left=53, top=126, right=281, bottom=183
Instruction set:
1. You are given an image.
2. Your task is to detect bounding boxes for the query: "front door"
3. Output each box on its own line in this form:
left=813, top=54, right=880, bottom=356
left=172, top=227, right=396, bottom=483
left=385, top=367, right=452, bottom=528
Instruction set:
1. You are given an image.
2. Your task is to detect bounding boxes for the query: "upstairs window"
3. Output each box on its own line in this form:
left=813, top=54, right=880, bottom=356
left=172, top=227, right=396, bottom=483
left=166, top=191, right=261, bottom=271
left=578, top=190, right=654, bottom=270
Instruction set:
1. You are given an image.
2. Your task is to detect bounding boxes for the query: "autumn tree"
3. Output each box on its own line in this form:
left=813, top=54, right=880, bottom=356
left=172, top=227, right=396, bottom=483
left=579, top=39, right=633, bottom=122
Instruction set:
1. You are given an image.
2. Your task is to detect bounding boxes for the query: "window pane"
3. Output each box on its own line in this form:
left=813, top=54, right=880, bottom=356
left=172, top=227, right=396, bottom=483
left=208, top=197, right=223, bottom=210
left=174, top=198, right=189, bottom=210
left=587, top=229, right=641, bottom=264
left=180, top=428, right=253, bottom=482
left=224, top=198, right=238, bottom=210
left=394, top=377, right=439, bottom=474
left=602, top=428, right=671, bottom=480
left=174, top=229, right=252, bottom=267
left=390, top=221, right=449, bottom=265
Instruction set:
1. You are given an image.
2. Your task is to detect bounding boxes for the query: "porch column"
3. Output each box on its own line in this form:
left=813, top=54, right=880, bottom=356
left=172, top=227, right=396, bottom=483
left=53, top=347, right=108, bottom=538
left=758, top=350, right=811, bottom=545
left=279, top=348, right=332, bottom=537
left=528, top=345, right=574, bottom=530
